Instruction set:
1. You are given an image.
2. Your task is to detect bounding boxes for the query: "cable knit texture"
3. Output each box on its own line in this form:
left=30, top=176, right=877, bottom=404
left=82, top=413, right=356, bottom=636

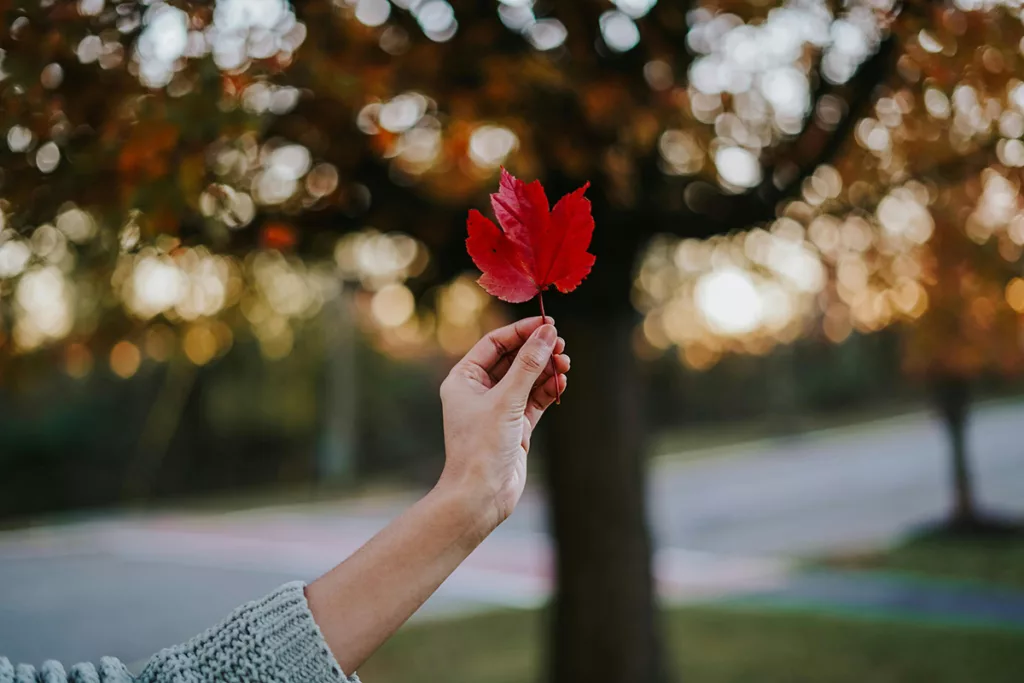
left=0, top=582, right=358, bottom=683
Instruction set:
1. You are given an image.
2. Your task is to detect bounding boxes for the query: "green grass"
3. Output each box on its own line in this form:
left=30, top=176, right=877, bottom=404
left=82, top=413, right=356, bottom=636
left=359, top=605, right=1024, bottom=683
left=824, top=532, right=1024, bottom=590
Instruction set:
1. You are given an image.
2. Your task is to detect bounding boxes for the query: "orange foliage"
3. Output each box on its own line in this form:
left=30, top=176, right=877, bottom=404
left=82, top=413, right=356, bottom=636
left=261, top=223, right=298, bottom=251
left=118, top=122, right=180, bottom=182
left=904, top=208, right=1024, bottom=379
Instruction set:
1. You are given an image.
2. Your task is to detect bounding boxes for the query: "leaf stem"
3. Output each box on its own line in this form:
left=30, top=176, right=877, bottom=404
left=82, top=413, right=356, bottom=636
left=538, top=291, right=560, bottom=405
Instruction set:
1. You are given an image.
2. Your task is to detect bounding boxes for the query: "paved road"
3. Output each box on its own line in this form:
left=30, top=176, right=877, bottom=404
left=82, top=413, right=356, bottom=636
left=2, top=402, right=1023, bottom=664
left=648, top=401, right=1024, bottom=555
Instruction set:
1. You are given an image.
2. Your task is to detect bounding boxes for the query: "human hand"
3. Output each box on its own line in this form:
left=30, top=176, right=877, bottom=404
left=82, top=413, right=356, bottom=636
left=437, top=317, right=569, bottom=536
left=307, top=318, right=567, bottom=672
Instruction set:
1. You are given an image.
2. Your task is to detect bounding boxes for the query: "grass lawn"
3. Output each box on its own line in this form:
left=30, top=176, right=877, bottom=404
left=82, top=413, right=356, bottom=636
left=823, top=531, right=1024, bottom=590
left=359, top=605, right=1024, bottom=683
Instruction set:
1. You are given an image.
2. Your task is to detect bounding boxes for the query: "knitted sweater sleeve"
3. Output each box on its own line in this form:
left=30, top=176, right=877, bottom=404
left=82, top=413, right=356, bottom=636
left=0, top=582, right=359, bottom=683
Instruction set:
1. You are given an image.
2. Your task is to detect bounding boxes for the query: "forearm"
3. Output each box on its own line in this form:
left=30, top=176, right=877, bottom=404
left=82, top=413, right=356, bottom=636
left=0, top=319, right=563, bottom=683
left=305, top=482, right=497, bottom=673
left=0, top=488, right=499, bottom=683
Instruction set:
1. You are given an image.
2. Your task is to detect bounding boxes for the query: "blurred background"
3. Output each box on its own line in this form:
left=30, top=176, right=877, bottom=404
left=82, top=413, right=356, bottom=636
left=1, top=0, right=1023, bottom=680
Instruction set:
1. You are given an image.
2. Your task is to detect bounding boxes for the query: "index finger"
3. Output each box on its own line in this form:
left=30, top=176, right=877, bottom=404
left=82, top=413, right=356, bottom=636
left=460, top=316, right=554, bottom=372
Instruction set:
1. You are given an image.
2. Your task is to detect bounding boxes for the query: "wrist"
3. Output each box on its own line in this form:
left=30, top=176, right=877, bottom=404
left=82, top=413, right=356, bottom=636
left=431, top=473, right=502, bottom=548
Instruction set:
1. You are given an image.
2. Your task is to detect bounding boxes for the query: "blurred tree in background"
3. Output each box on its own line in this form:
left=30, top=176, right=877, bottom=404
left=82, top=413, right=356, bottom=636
left=638, top=3, right=1024, bottom=537
left=908, top=185, right=1024, bottom=531
left=3, top=0, right=1024, bottom=680
left=849, top=6, right=1024, bottom=532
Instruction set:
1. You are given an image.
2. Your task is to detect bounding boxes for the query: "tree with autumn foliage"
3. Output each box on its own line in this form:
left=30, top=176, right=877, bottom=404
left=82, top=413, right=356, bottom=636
left=810, top=7, right=1024, bottom=533
left=634, top=2, right=1024, bottom=538
left=5, top=0, right=1024, bottom=680
left=904, top=180, right=1024, bottom=530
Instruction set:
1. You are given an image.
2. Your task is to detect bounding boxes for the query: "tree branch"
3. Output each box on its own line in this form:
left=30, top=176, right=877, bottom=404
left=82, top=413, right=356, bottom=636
left=677, top=33, right=901, bottom=239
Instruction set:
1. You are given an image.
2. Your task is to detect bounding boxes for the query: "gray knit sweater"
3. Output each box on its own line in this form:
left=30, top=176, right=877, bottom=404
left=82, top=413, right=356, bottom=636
left=0, top=582, right=359, bottom=683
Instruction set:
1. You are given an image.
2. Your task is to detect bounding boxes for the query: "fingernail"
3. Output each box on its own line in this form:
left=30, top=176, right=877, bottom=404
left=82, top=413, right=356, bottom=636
left=535, top=324, right=556, bottom=345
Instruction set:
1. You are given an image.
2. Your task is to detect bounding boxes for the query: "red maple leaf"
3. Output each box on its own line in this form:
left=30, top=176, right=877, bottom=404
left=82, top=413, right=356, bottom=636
left=466, top=168, right=595, bottom=303
left=466, top=168, right=595, bottom=402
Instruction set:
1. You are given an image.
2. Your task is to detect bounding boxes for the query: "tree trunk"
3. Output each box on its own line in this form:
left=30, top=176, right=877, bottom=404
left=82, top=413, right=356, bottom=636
left=317, top=283, right=358, bottom=485
left=931, top=374, right=976, bottom=525
left=543, top=313, right=666, bottom=683
left=125, top=356, right=198, bottom=501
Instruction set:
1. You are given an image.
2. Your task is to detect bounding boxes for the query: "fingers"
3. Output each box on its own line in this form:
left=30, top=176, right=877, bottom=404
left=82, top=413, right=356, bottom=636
left=489, top=337, right=566, bottom=384
left=536, top=350, right=569, bottom=385
left=460, top=317, right=552, bottom=373
left=496, top=324, right=558, bottom=405
left=526, top=372, right=568, bottom=428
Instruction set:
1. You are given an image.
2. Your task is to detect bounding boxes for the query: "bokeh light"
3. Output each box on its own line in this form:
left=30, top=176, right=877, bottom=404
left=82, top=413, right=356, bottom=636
left=1, top=0, right=1022, bottom=379
left=110, top=340, right=142, bottom=378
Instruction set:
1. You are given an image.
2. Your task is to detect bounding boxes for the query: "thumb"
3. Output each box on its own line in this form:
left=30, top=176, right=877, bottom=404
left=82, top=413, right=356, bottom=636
left=498, top=324, right=557, bottom=407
